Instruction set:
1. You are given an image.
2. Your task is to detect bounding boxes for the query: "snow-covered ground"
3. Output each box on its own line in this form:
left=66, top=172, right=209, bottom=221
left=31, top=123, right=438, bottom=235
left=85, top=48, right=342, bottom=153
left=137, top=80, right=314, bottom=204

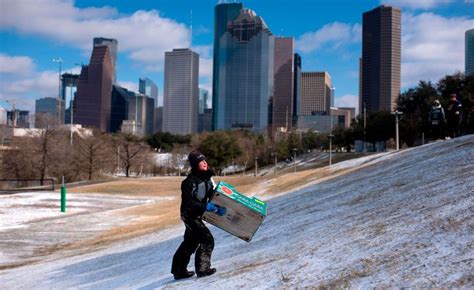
left=0, top=192, right=163, bottom=266
left=0, top=135, right=473, bottom=288
left=0, top=192, right=157, bottom=231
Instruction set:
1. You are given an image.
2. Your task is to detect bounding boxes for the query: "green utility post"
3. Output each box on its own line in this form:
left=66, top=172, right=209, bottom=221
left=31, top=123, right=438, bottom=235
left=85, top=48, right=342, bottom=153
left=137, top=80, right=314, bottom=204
left=61, top=176, right=66, bottom=212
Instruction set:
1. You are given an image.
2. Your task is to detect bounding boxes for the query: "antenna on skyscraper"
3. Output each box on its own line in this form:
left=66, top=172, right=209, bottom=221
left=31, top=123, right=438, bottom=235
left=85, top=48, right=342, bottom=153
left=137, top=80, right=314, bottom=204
left=189, top=10, right=193, bottom=48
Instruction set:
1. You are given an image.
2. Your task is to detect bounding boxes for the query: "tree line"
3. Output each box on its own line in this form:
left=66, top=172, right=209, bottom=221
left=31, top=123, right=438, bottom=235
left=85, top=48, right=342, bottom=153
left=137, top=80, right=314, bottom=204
left=1, top=73, right=472, bottom=184
left=333, top=73, right=474, bottom=149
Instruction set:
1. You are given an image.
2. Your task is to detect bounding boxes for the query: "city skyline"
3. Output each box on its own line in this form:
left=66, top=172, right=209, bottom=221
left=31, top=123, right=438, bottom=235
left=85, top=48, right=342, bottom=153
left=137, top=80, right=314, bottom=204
left=1, top=0, right=473, bottom=115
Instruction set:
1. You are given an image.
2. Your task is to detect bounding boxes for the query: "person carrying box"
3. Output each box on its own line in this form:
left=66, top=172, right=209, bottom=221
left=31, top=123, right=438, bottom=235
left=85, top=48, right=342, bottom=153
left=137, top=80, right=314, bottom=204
left=171, top=150, right=226, bottom=280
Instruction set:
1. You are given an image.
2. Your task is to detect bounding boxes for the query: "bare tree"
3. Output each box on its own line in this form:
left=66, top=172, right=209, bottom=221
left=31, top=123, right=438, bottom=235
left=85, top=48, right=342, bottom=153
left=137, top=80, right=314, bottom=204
left=114, top=133, right=151, bottom=177
left=2, top=137, right=36, bottom=180
left=75, top=129, right=113, bottom=180
left=33, top=128, right=59, bottom=185
left=171, top=144, right=191, bottom=176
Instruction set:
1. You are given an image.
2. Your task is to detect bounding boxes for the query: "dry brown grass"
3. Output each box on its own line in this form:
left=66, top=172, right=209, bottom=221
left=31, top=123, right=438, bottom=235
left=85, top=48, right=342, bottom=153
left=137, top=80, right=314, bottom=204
left=25, top=155, right=370, bottom=266
left=68, top=177, right=182, bottom=197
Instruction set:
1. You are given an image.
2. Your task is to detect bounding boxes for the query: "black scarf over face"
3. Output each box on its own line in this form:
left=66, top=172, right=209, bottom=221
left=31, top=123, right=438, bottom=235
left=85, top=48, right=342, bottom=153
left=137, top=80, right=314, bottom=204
left=191, top=168, right=214, bottom=181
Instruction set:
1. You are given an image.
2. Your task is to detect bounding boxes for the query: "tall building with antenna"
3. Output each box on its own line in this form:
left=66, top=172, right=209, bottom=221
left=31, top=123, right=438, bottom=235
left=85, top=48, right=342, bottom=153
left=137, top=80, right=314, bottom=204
left=212, top=4, right=274, bottom=132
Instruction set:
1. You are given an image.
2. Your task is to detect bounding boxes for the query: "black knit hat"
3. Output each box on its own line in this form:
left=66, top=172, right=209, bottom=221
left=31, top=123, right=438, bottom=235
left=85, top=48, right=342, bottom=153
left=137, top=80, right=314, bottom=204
left=188, top=150, right=206, bottom=169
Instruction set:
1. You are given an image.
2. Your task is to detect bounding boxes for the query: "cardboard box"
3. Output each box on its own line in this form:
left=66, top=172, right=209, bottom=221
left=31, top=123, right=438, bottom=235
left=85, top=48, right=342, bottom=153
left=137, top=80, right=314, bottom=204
left=202, top=181, right=267, bottom=242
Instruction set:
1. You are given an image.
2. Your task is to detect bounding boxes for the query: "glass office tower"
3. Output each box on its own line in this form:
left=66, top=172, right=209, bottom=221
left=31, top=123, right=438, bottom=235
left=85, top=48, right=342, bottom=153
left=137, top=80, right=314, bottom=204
left=214, top=8, right=274, bottom=132
left=466, top=29, right=474, bottom=76
left=212, top=2, right=244, bottom=130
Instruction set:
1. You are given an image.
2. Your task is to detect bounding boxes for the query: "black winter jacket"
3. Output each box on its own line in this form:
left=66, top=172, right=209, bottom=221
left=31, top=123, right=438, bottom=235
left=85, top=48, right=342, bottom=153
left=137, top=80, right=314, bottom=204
left=180, top=169, right=215, bottom=220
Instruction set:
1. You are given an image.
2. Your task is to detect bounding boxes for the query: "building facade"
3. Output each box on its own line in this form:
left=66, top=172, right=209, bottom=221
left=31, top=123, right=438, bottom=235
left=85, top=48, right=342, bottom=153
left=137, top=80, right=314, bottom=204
left=7, top=110, right=30, bottom=128
left=93, top=37, right=118, bottom=84
left=139, top=77, right=158, bottom=107
left=154, top=106, right=163, bottom=133
left=466, top=29, right=474, bottom=76
left=0, top=107, right=6, bottom=125
left=61, top=73, right=79, bottom=124
left=75, top=45, right=114, bottom=132
left=199, top=88, right=210, bottom=114
left=273, top=37, right=294, bottom=132
left=128, top=93, right=155, bottom=136
left=198, top=108, right=213, bottom=133
left=35, top=97, right=65, bottom=128
left=214, top=8, right=274, bottom=132
left=293, top=53, right=302, bottom=126
left=110, top=85, right=133, bottom=133
left=339, top=107, right=357, bottom=122
left=301, top=72, right=333, bottom=116
left=163, top=48, right=199, bottom=135
left=212, top=2, right=244, bottom=130
left=361, top=5, right=401, bottom=113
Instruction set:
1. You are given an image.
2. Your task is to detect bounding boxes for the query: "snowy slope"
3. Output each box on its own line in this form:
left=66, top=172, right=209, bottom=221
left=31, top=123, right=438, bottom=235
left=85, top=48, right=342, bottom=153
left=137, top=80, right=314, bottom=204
left=1, top=136, right=473, bottom=288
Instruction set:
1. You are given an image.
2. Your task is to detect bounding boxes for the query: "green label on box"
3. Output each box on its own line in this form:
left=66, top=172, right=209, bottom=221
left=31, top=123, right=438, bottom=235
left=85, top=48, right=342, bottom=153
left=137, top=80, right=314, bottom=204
left=215, top=181, right=267, bottom=216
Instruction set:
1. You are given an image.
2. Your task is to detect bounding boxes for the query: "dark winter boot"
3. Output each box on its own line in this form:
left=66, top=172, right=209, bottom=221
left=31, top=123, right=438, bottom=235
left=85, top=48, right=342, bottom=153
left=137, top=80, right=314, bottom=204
left=197, top=268, right=216, bottom=278
left=173, top=270, right=195, bottom=280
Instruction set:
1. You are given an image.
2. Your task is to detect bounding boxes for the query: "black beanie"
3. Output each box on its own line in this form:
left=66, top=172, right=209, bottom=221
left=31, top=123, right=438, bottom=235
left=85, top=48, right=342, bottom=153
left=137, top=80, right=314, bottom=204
left=188, top=150, right=206, bottom=169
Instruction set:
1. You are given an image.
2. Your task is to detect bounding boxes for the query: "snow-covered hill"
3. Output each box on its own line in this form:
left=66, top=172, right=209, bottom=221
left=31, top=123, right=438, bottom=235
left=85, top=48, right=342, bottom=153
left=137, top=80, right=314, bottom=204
left=1, top=135, right=473, bottom=288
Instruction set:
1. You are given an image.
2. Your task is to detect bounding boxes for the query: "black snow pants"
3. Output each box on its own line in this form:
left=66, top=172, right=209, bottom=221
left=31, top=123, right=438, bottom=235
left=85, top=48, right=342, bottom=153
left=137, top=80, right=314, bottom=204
left=171, top=217, right=214, bottom=275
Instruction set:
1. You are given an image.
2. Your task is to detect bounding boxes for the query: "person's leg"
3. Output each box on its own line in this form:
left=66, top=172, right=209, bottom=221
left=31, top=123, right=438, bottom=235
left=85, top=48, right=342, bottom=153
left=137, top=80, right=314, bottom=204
left=432, top=125, right=439, bottom=140
left=171, top=225, right=199, bottom=276
left=455, top=122, right=460, bottom=137
left=190, top=219, right=215, bottom=275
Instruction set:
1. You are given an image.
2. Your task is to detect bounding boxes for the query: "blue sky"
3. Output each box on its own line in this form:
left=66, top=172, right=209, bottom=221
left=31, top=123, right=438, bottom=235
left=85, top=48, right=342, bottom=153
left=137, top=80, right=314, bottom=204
left=1, top=0, right=473, bottom=114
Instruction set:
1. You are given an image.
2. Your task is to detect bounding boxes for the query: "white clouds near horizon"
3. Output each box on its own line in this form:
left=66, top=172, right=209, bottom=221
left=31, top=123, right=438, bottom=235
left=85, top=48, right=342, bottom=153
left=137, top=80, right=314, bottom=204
left=335, top=94, right=359, bottom=114
left=295, top=22, right=361, bottom=54
left=381, top=0, right=455, bottom=10
left=0, top=0, right=215, bottom=110
left=0, top=0, right=190, bottom=69
left=0, top=54, right=35, bottom=76
left=401, top=12, right=474, bottom=88
left=295, top=10, right=473, bottom=101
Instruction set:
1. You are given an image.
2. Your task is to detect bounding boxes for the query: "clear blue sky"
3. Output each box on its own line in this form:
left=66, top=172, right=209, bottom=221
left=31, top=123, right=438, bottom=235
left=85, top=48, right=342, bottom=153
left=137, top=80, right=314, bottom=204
left=1, top=0, right=473, bottom=114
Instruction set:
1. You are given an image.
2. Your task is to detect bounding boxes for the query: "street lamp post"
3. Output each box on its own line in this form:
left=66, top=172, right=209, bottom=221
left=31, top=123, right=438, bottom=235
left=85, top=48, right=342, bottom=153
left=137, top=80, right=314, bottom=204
left=5, top=100, right=16, bottom=127
left=363, top=102, right=367, bottom=152
left=292, top=148, right=297, bottom=173
left=70, top=83, right=74, bottom=145
left=271, top=152, right=277, bottom=176
left=329, top=106, right=338, bottom=167
left=391, top=110, right=403, bottom=150
left=254, top=156, right=258, bottom=177
left=53, top=58, right=63, bottom=125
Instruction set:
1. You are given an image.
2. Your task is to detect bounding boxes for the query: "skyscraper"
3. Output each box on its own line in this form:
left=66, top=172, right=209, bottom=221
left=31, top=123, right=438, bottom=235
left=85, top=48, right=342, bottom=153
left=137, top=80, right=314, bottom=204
left=139, top=77, right=158, bottom=107
left=110, top=84, right=133, bottom=133
left=0, top=106, right=6, bottom=125
left=466, top=29, right=474, bottom=76
left=293, top=53, right=302, bottom=125
left=35, top=97, right=65, bottom=128
left=62, top=72, right=79, bottom=124
left=301, top=72, right=333, bottom=115
left=163, top=48, right=199, bottom=134
left=214, top=8, right=274, bottom=132
left=361, top=5, right=401, bottom=113
left=93, top=37, right=118, bottom=84
left=212, top=2, right=243, bottom=130
left=7, top=110, right=29, bottom=128
left=128, top=93, right=155, bottom=136
left=154, top=106, right=163, bottom=133
left=75, top=45, right=114, bottom=131
left=199, top=88, right=209, bottom=114
left=273, top=37, right=294, bottom=131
